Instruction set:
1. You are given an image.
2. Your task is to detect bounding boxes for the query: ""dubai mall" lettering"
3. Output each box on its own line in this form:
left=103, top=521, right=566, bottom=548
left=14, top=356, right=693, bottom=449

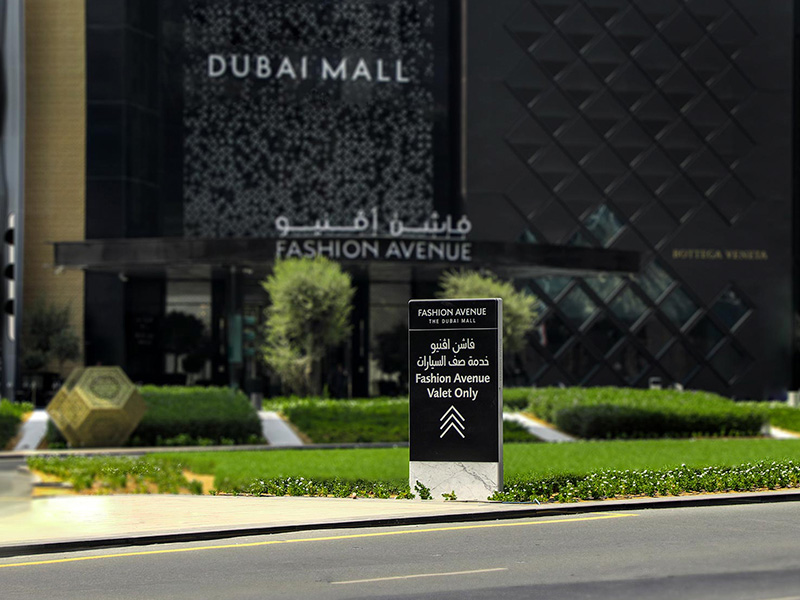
left=207, top=54, right=410, bottom=83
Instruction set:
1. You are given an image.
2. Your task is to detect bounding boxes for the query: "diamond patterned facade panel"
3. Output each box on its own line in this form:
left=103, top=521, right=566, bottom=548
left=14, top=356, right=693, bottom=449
left=468, top=0, right=791, bottom=396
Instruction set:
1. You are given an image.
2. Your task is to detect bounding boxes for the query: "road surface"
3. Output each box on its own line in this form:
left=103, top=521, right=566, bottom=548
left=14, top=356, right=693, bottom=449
left=1, top=502, right=799, bottom=599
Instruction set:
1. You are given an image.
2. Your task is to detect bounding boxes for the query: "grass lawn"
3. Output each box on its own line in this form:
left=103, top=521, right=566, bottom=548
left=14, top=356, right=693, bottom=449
left=157, top=438, right=800, bottom=491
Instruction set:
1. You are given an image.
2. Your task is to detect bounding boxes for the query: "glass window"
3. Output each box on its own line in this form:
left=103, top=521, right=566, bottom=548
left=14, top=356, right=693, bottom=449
left=566, top=228, right=593, bottom=247
left=609, top=286, right=648, bottom=327
left=660, top=341, right=697, bottom=383
left=608, top=345, right=649, bottom=385
left=584, top=274, right=623, bottom=301
left=533, top=276, right=573, bottom=300
left=637, top=260, right=674, bottom=301
left=559, top=286, right=599, bottom=328
left=585, top=316, right=625, bottom=356
left=711, top=288, right=750, bottom=330
left=711, top=342, right=752, bottom=383
left=557, top=341, right=596, bottom=383
left=659, top=287, right=699, bottom=328
left=635, top=314, right=673, bottom=357
left=539, top=314, right=573, bottom=355
left=518, top=229, right=539, bottom=243
left=687, top=315, right=724, bottom=356
left=164, top=280, right=212, bottom=381
left=582, top=204, right=625, bottom=247
left=165, top=281, right=212, bottom=332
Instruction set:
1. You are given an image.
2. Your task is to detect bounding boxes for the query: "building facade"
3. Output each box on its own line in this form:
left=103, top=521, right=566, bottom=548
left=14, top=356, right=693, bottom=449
left=14, top=0, right=796, bottom=400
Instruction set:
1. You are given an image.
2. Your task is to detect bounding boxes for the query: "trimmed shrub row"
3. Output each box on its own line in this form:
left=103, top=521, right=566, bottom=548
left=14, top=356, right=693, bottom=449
left=746, top=402, right=800, bottom=434
left=502, top=387, right=533, bottom=411
left=263, top=396, right=541, bottom=444
left=47, top=386, right=263, bottom=447
left=0, top=399, right=33, bottom=449
left=263, top=397, right=409, bottom=444
left=526, top=387, right=766, bottom=439
left=131, top=386, right=263, bottom=446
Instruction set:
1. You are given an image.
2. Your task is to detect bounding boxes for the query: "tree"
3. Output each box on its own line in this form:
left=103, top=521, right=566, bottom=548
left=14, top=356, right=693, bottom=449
left=261, top=257, right=355, bottom=396
left=21, top=300, right=81, bottom=374
left=162, top=312, right=209, bottom=378
left=437, top=269, right=539, bottom=355
left=162, top=312, right=205, bottom=356
left=374, top=321, right=409, bottom=393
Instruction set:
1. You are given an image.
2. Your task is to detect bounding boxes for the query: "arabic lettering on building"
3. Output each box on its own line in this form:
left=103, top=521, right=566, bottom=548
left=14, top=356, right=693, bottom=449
left=274, top=208, right=473, bottom=238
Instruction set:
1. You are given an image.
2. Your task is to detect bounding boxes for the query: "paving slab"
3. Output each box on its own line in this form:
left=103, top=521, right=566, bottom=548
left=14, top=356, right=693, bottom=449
left=503, top=412, right=575, bottom=442
left=12, top=410, right=49, bottom=451
left=258, top=411, right=305, bottom=446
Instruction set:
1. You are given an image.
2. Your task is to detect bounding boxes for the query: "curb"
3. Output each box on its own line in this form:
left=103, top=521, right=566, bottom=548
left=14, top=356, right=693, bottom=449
left=0, top=442, right=409, bottom=461
left=3, top=489, right=800, bottom=559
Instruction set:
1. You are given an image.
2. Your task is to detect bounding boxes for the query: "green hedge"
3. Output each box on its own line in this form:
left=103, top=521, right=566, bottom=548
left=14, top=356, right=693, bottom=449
left=745, top=402, right=800, bottom=434
left=263, top=396, right=540, bottom=444
left=131, top=386, right=263, bottom=446
left=527, top=387, right=766, bottom=439
left=503, top=388, right=533, bottom=411
left=48, top=386, right=264, bottom=447
left=0, top=399, right=33, bottom=449
left=263, top=397, right=408, bottom=444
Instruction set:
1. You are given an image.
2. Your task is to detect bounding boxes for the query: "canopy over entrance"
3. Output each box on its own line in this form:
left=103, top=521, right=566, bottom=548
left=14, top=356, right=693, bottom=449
left=54, top=237, right=640, bottom=278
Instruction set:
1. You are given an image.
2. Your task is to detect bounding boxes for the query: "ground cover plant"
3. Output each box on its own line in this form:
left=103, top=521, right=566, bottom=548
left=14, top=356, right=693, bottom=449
left=47, top=386, right=263, bottom=447
left=158, top=438, right=800, bottom=490
left=493, top=460, right=800, bottom=503
left=28, top=438, right=800, bottom=500
left=0, top=399, right=33, bottom=449
left=27, top=455, right=203, bottom=494
left=526, top=387, right=766, bottom=439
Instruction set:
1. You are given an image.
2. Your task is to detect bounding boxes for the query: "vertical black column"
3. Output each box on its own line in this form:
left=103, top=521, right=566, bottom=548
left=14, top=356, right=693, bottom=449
left=0, top=0, right=25, bottom=399
left=210, top=274, right=227, bottom=386
left=350, top=272, right=370, bottom=398
left=84, top=272, right=125, bottom=368
left=226, top=266, right=244, bottom=389
left=124, top=276, right=165, bottom=382
left=793, top=2, right=800, bottom=392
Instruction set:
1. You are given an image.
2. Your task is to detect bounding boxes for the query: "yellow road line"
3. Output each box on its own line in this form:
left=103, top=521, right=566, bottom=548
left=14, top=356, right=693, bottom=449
left=332, top=567, right=509, bottom=585
left=0, top=512, right=637, bottom=570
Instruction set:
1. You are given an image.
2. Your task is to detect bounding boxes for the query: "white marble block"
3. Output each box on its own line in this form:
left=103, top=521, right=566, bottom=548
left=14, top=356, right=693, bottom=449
left=409, top=461, right=502, bottom=501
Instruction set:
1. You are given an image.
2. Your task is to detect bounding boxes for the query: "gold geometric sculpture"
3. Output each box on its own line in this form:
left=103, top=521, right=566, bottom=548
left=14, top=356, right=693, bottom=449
left=47, top=366, right=147, bottom=448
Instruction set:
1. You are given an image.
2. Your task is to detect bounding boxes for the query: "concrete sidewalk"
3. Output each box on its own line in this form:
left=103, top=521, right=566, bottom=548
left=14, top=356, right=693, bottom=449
left=3, top=486, right=800, bottom=559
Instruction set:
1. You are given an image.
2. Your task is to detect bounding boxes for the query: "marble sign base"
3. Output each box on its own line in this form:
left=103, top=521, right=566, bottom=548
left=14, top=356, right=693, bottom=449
left=409, top=461, right=502, bottom=501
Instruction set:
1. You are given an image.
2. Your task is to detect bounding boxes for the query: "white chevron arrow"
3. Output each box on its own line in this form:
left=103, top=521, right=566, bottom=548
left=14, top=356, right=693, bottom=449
left=440, top=405, right=465, bottom=439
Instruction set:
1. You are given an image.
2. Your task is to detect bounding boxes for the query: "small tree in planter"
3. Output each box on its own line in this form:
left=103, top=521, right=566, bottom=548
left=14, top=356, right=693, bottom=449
left=261, top=257, right=354, bottom=396
left=20, top=301, right=81, bottom=405
left=437, top=269, right=539, bottom=357
left=22, top=300, right=81, bottom=376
